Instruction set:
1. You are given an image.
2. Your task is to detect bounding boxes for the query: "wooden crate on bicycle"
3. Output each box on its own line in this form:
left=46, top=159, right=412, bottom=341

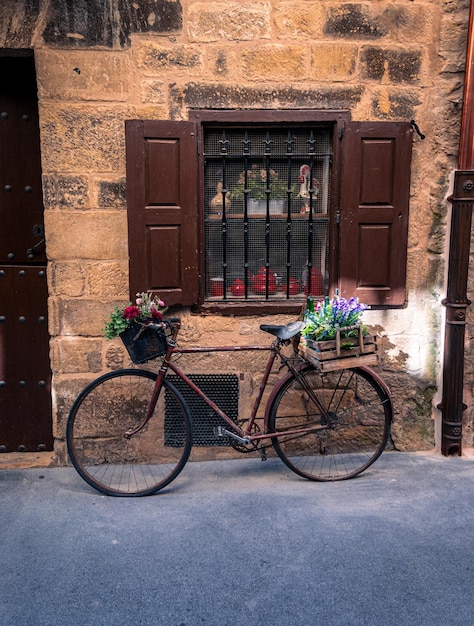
left=298, top=324, right=379, bottom=372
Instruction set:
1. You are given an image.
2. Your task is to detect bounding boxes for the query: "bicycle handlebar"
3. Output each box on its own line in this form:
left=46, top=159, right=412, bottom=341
left=144, top=318, right=181, bottom=343
left=145, top=318, right=181, bottom=330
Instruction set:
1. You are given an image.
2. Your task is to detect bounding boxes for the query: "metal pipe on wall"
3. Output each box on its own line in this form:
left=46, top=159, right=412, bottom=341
left=439, top=0, right=474, bottom=455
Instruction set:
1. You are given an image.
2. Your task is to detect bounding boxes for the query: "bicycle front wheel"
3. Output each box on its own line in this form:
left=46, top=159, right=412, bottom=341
left=66, top=369, right=192, bottom=496
left=268, top=365, right=392, bottom=481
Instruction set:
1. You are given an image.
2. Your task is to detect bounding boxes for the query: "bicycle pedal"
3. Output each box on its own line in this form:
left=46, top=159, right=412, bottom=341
left=214, top=426, right=250, bottom=445
left=259, top=448, right=267, bottom=462
left=214, top=426, right=226, bottom=438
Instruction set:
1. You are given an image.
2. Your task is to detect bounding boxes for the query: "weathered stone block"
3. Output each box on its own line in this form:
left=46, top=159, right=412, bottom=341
left=187, top=2, right=270, bottom=42
left=96, top=179, right=126, bottom=208
left=39, top=105, right=163, bottom=173
left=362, top=47, right=422, bottom=83
left=273, top=2, right=325, bottom=38
left=88, top=262, right=129, bottom=298
left=370, top=89, right=420, bottom=119
left=105, top=342, right=127, bottom=370
left=324, top=4, right=434, bottom=44
left=381, top=5, right=438, bottom=44
left=439, top=15, right=469, bottom=72
left=208, top=48, right=234, bottom=78
left=324, top=4, right=386, bottom=39
left=51, top=337, right=103, bottom=374
left=311, top=43, right=357, bottom=81
left=0, top=0, right=40, bottom=48
left=241, top=45, right=308, bottom=81
left=172, top=82, right=363, bottom=112
left=137, top=41, right=202, bottom=73
left=386, top=376, right=436, bottom=451
left=125, top=0, right=183, bottom=37
left=57, top=299, right=128, bottom=336
left=42, top=175, right=89, bottom=209
left=50, top=262, right=86, bottom=297
left=35, top=50, right=132, bottom=101
left=39, top=106, right=126, bottom=172
left=141, top=79, right=167, bottom=104
left=42, top=0, right=183, bottom=48
left=443, top=0, right=470, bottom=15
left=44, top=211, right=128, bottom=261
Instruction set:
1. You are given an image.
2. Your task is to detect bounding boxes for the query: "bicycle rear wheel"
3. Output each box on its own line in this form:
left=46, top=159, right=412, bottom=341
left=268, top=365, right=392, bottom=481
left=66, top=369, right=192, bottom=496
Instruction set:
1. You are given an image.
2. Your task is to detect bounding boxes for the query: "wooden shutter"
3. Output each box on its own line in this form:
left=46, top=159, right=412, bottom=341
left=125, top=120, right=198, bottom=306
left=338, top=121, right=413, bottom=307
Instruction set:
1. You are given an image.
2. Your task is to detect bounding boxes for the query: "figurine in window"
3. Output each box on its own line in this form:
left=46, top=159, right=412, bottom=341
left=298, top=165, right=319, bottom=213
left=210, top=181, right=224, bottom=213
left=298, top=165, right=319, bottom=199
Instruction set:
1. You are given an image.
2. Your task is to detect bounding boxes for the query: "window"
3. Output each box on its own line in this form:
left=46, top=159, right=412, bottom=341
left=125, top=112, right=412, bottom=312
left=203, top=124, right=332, bottom=304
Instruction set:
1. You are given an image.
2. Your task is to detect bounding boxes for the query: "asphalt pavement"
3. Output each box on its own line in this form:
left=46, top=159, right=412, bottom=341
left=2, top=450, right=474, bottom=626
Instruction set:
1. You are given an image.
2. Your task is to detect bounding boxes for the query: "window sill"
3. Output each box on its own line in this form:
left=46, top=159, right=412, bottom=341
left=195, top=301, right=304, bottom=316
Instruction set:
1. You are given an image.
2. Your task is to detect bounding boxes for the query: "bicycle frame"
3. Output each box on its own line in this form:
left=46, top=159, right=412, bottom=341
left=127, top=336, right=329, bottom=445
left=66, top=328, right=395, bottom=498
left=68, top=319, right=393, bottom=496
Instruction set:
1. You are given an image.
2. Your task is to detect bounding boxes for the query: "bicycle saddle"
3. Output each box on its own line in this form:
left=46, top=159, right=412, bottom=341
left=260, top=320, right=306, bottom=340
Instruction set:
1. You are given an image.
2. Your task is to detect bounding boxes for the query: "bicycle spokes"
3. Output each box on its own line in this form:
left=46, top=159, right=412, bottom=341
left=268, top=366, right=392, bottom=481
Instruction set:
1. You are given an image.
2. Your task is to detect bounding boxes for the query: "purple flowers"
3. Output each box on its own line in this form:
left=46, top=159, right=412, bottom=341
left=329, top=296, right=367, bottom=328
left=302, top=296, right=367, bottom=341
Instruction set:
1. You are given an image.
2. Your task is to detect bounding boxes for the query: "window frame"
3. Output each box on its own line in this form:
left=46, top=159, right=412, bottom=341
left=125, top=113, right=412, bottom=313
left=190, top=109, right=350, bottom=315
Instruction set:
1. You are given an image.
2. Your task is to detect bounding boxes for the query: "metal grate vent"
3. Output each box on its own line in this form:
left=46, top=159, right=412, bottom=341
left=165, top=374, right=239, bottom=446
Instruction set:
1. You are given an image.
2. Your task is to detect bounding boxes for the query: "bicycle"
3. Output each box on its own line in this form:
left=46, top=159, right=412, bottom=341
left=66, top=318, right=393, bottom=497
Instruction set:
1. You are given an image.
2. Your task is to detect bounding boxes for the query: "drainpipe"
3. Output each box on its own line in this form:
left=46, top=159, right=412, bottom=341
left=439, top=0, right=474, bottom=455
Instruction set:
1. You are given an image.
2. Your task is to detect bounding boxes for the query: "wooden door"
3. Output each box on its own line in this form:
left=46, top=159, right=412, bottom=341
left=0, top=55, right=53, bottom=452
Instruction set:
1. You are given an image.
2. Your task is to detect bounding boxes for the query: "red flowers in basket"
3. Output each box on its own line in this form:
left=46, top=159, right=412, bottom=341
left=104, top=292, right=168, bottom=339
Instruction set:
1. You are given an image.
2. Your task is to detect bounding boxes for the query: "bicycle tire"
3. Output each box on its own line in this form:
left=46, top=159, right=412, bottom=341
left=66, top=369, right=192, bottom=496
left=268, top=364, right=392, bottom=481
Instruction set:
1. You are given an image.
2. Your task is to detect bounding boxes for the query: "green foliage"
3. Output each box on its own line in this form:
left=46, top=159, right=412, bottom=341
left=231, top=166, right=291, bottom=201
left=104, top=306, right=131, bottom=339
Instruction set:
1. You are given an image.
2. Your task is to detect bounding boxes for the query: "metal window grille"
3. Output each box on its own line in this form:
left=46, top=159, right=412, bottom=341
left=204, top=126, right=332, bottom=301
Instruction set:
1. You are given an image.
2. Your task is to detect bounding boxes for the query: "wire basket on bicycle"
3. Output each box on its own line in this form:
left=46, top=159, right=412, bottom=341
left=119, top=322, right=168, bottom=364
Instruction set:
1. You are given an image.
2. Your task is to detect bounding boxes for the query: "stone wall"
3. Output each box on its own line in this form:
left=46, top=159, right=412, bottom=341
left=1, top=0, right=472, bottom=459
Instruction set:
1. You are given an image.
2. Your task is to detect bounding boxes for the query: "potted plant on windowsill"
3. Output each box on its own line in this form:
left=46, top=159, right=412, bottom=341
left=230, top=166, right=289, bottom=214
